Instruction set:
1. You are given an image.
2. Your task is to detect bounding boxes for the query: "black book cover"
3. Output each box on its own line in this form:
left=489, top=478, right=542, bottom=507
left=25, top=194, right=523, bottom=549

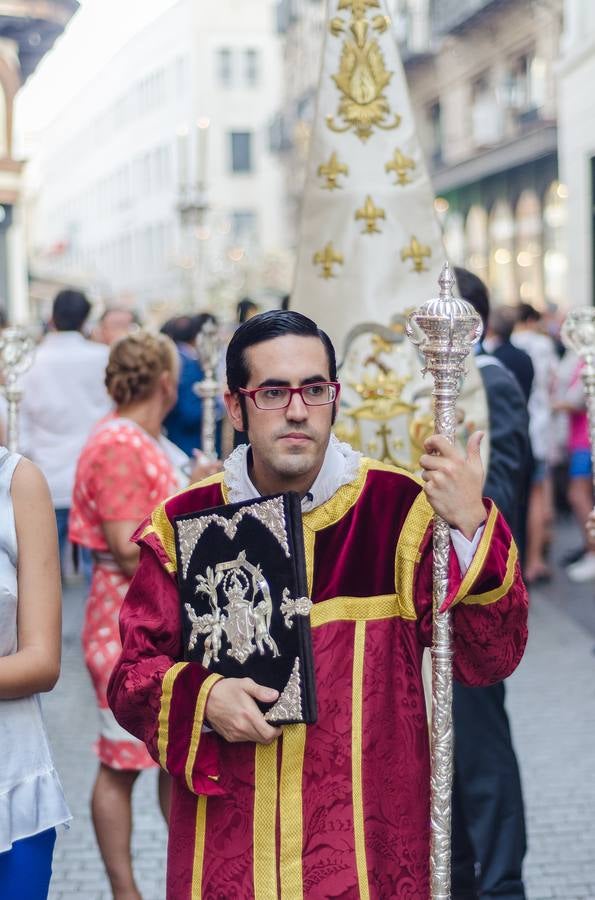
left=173, top=492, right=317, bottom=725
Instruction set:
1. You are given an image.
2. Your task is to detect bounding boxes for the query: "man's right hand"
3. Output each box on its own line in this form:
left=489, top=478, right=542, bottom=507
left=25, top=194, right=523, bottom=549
left=206, top=677, right=283, bottom=744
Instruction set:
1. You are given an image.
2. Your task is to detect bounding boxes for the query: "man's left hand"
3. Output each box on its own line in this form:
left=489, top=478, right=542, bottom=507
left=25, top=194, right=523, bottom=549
left=419, top=431, right=487, bottom=539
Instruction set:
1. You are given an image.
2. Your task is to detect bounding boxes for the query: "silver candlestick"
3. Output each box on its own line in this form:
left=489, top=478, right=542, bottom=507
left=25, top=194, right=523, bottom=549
left=194, top=319, right=221, bottom=460
left=406, top=262, right=483, bottom=900
left=0, top=327, right=35, bottom=453
left=561, top=307, right=595, bottom=511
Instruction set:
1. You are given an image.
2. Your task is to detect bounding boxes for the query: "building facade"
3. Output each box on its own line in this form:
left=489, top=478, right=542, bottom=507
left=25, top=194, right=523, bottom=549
left=27, top=0, right=287, bottom=322
left=557, top=0, right=595, bottom=308
left=275, top=0, right=567, bottom=309
left=0, top=0, right=78, bottom=322
left=416, top=0, right=565, bottom=309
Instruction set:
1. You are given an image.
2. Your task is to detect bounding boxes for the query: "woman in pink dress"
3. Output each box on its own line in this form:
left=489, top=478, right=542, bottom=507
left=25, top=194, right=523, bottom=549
left=70, top=331, right=216, bottom=899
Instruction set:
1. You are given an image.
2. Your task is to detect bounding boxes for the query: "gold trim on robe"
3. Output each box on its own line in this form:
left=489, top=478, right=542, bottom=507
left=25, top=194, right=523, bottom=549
left=157, top=662, right=189, bottom=770
left=253, top=741, right=279, bottom=899
left=191, top=795, right=208, bottom=899
left=352, top=621, right=370, bottom=899
left=280, top=725, right=307, bottom=899
left=462, top=542, right=519, bottom=607
left=185, top=673, right=224, bottom=793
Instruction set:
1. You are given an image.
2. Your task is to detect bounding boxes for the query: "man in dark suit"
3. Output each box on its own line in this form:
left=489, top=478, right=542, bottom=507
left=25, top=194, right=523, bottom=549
left=483, top=306, right=534, bottom=403
left=452, top=268, right=530, bottom=900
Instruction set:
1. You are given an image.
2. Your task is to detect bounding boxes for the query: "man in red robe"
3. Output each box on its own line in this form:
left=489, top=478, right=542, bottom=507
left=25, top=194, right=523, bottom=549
left=108, top=310, right=528, bottom=899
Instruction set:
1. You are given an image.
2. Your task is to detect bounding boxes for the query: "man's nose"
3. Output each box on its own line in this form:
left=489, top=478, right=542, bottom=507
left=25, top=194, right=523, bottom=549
left=285, top=390, right=308, bottom=419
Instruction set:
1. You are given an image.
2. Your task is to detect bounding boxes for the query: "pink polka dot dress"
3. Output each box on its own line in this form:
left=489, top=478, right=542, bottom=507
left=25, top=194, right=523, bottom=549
left=70, top=416, right=181, bottom=770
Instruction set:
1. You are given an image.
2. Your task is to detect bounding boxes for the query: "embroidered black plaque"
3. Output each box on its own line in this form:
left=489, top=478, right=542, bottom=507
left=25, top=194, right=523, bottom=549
left=173, top=493, right=316, bottom=725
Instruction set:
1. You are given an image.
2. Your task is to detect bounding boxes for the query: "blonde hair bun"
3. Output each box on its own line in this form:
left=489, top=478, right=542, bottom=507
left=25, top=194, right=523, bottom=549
left=105, top=330, right=176, bottom=406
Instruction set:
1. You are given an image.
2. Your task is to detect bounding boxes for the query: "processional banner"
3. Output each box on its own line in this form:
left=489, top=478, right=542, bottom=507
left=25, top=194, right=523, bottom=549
left=291, top=0, right=488, bottom=471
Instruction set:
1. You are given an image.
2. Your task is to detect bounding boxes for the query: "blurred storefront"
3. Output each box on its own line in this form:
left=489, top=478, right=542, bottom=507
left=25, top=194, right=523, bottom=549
left=0, top=0, right=78, bottom=322
left=408, top=0, right=566, bottom=309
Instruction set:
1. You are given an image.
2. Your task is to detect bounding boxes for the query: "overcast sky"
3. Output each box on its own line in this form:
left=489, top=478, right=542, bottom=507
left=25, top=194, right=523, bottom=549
left=17, top=0, right=179, bottom=142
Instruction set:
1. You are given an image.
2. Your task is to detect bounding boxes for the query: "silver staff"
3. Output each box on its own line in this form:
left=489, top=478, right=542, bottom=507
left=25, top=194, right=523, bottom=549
left=0, top=327, right=35, bottom=453
left=561, top=307, right=595, bottom=506
left=194, top=318, right=221, bottom=460
left=406, top=263, right=482, bottom=900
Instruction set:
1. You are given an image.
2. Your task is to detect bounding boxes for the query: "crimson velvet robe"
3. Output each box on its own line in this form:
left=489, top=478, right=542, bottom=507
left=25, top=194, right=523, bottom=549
left=108, top=458, right=528, bottom=900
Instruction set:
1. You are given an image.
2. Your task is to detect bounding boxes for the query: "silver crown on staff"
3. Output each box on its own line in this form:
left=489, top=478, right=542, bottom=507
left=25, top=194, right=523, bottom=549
left=0, top=327, right=35, bottom=453
left=561, top=308, right=595, bottom=360
left=406, top=263, right=483, bottom=384
left=194, top=318, right=221, bottom=461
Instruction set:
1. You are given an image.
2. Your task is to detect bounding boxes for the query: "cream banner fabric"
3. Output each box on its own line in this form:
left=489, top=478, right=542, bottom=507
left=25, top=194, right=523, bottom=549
left=292, top=0, right=488, bottom=471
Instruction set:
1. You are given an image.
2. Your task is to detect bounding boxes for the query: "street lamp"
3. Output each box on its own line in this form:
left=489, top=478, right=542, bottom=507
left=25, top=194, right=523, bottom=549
left=177, top=118, right=211, bottom=309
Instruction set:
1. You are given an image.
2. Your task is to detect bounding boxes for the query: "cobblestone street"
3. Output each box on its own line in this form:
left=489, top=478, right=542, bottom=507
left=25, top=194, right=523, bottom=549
left=45, top=520, right=595, bottom=900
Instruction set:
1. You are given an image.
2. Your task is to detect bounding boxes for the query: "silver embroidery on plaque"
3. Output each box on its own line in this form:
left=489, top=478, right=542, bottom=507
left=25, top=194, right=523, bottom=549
left=264, top=657, right=303, bottom=722
left=177, top=497, right=290, bottom=579
left=185, top=550, right=280, bottom=666
left=280, top=588, right=313, bottom=629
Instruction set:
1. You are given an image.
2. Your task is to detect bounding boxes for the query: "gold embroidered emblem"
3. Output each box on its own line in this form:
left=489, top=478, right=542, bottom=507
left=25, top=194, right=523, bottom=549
left=318, top=152, right=349, bottom=190
left=326, top=0, right=401, bottom=142
left=401, top=236, right=432, bottom=273
left=385, top=148, right=416, bottom=185
left=355, top=195, right=385, bottom=233
left=313, top=242, right=344, bottom=278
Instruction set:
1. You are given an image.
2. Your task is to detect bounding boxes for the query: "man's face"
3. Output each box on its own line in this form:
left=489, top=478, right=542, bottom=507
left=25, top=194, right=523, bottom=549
left=102, top=310, right=135, bottom=345
left=225, top=335, right=336, bottom=493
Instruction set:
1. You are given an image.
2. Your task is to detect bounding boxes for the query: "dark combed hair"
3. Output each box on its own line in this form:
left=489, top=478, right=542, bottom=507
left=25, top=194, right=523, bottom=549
left=226, top=309, right=337, bottom=394
left=237, top=297, right=259, bottom=324
left=52, top=289, right=91, bottom=331
left=160, top=313, right=216, bottom=345
left=517, top=302, right=541, bottom=324
left=454, top=266, right=489, bottom=331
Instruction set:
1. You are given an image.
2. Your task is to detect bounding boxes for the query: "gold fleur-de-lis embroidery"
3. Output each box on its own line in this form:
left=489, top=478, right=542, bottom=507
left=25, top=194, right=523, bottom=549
left=327, top=0, right=401, bottom=142
left=401, top=237, right=431, bottom=273
left=385, top=148, right=416, bottom=185
left=355, top=195, right=385, bottom=233
left=317, top=152, right=349, bottom=190
left=313, top=242, right=344, bottom=279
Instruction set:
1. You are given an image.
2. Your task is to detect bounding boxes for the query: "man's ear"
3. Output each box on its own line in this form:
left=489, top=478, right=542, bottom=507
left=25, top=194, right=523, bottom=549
left=224, top=391, right=245, bottom=433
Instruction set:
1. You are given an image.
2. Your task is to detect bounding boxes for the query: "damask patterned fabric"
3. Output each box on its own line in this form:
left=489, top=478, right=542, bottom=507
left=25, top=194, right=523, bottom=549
left=70, top=417, right=180, bottom=769
left=108, top=460, right=528, bottom=898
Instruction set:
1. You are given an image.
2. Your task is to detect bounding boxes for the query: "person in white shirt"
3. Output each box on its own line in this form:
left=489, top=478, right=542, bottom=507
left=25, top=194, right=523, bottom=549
left=512, top=303, right=558, bottom=583
left=19, top=290, right=111, bottom=569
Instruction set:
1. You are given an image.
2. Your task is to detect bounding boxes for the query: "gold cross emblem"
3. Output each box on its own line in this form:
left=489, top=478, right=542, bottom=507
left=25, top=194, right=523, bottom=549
left=313, top=242, right=344, bottom=279
left=355, top=195, right=386, bottom=234
left=401, top=236, right=432, bottom=273
left=317, top=152, right=349, bottom=190
left=385, top=149, right=416, bottom=186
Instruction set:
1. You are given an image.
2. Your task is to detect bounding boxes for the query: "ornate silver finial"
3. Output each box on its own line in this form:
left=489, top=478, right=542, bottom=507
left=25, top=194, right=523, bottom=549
left=194, top=319, right=221, bottom=460
left=438, top=260, right=455, bottom=300
left=561, top=308, right=595, bottom=360
left=406, top=263, right=483, bottom=900
left=0, top=327, right=35, bottom=452
left=406, top=261, right=482, bottom=388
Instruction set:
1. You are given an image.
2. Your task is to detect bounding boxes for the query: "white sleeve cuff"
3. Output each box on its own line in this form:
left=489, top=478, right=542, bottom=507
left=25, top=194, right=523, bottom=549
left=449, top=525, right=485, bottom=576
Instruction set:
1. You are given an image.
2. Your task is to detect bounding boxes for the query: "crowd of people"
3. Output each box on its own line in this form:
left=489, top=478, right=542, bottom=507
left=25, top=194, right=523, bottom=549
left=0, top=277, right=592, bottom=898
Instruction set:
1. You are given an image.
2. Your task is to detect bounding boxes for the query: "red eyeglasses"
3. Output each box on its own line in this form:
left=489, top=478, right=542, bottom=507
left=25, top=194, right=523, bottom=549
left=239, top=382, right=340, bottom=410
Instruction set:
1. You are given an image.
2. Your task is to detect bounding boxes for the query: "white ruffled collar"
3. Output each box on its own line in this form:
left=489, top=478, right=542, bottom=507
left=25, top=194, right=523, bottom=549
left=223, top=434, right=361, bottom=511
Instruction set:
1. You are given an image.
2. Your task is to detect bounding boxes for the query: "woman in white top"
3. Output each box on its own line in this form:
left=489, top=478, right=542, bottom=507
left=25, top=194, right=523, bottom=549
left=0, top=449, right=70, bottom=898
